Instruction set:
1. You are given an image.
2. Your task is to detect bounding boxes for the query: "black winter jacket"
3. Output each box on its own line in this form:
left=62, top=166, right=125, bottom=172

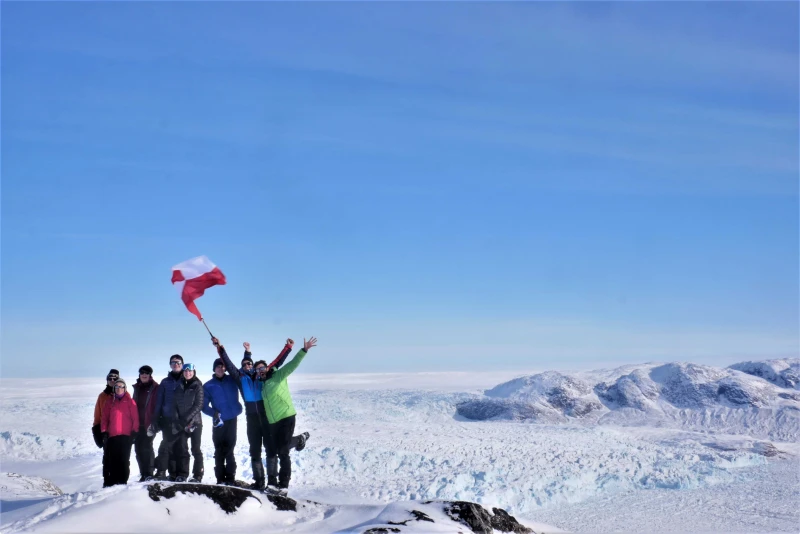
left=172, top=376, right=204, bottom=431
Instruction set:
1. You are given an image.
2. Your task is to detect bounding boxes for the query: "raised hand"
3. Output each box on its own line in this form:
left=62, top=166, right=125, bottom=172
left=303, top=337, right=317, bottom=351
left=211, top=337, right=220, bottom=347
left=286, top=338, right=294, bottom=346
left=243, top=342, right=251, bottom=352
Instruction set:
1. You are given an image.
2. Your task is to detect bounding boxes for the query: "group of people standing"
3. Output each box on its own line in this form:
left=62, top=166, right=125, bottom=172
left=91, top=336, right=317, bottom=492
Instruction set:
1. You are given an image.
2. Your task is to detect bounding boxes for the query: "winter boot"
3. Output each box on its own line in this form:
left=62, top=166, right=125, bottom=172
left=215, top=466, right=225, bottom=485
left=266, top=457, right=279, bottom=488
left=154, top=470, right=168, bottom=481
left=175, top=476, right=187, bottom=483
left=293, top=432, right=310, bottom=452
left=189, top=467, right=203, bottom=483
left=250, top=460, right=265, bottom=491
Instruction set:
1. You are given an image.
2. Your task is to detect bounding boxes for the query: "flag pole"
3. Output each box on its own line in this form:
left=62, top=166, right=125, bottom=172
left=201, top=318, right=214, bottom=339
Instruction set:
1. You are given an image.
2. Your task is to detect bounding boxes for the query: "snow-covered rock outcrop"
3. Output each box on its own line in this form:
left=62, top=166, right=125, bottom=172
left=0, top=482, right=547, bottom=534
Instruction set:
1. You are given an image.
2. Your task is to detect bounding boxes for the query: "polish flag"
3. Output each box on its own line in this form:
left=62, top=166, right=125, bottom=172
left=171, top=256, right=227, bottom=320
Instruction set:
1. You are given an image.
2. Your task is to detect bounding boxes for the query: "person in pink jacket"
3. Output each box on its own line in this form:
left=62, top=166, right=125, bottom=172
left=101, top=378, right=140, bottom=486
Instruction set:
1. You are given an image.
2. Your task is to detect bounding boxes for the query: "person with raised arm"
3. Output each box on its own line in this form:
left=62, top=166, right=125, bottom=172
left=212, top=336, right=292, bottom=490
left=202, top=356, right=243, bottom=484
left=260, top=336, right=316, bottom=491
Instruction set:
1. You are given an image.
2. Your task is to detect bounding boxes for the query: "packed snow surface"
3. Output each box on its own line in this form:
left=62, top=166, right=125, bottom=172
left=1, top=358, right=798, bottom=533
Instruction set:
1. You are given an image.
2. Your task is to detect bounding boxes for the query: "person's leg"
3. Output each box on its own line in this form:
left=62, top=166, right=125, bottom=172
left=212, top=424, right=225, bottom=483
left=175, top=432, right=190, bottom=480
left=246, top=413, right=264, bottom=489
left=155, top=422, right=177, bottom=478
left=144, top=434, right=156, bottom=478
left=102, top=443, right=112, bottom=487
left=120, top=435, right=133, bottom=484
left=224, top=418, right=238, bottom=482
left=190, top=426, right=204, bottom=482
left=261, top=412, right=279, bottom=488
left=105, top=436, right=120, bottom=486
left=276, top=416, right=296, bottom=489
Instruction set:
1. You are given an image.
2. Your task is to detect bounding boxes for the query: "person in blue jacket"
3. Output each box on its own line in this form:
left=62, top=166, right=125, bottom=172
left=202, top=357, right=243, bottom=485
left=213, top=337, right=292, bottom=490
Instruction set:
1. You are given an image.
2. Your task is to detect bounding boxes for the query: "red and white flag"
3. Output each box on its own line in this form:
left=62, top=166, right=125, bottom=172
left=171, top=255, right=227, bottom=320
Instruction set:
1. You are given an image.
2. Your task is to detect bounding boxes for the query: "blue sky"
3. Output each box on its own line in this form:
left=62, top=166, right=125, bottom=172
left=2, top=2, right=798, bottom=379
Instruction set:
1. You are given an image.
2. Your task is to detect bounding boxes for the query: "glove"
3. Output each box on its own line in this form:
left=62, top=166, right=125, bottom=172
left=146, top=423, right=158, bottom=438
left=102, top=432, right=109, bottom=447
left=212, top=412, right=223, bottom=428
left=91, top=424, right=104, bottom=449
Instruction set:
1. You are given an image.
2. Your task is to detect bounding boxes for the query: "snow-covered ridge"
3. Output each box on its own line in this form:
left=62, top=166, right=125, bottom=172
left=457, top=359, right=800, bottom=441
left=0, top=481, right=555, bottom=534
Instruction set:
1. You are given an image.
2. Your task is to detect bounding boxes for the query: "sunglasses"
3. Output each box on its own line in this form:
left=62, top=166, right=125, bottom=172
left=255, top=367, right=268, bottom=373
left=243, top=362, right=253, bottom=367
left=107, top=376, right=119, bottom=381
left=139, top=372, right=151, bottom=375
left=170, top=361, right=182, bottom=366
left=114, top=385, right=125, bottom=390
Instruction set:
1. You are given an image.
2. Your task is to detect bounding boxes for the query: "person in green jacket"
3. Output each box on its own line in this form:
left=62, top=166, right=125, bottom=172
left=258, top=336, right=316, bottom=490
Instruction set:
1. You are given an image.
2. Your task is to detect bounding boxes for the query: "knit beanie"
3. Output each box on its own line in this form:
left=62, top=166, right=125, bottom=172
left=139, top=365, right=153, bottom=375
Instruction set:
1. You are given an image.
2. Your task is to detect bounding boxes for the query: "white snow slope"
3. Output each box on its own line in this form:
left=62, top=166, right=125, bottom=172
left=1, top=358, right=798, bottom=533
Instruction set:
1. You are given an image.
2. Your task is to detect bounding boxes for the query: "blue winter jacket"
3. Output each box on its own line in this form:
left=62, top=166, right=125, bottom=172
left=153, top=371, right=182, bottom=422
left=202, top=374, right=243, bottom=422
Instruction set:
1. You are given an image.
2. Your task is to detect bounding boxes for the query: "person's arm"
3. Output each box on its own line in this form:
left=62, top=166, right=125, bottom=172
left=92, top=395, right=104, bottom=447
left=153, top=382, right=164, bottom=421
left=93, top=394, right=103, bottom=426
left=184, top=383, right=205, bottom=426
left=101, top=400, right=110, bottom=433
left=271, top=337, right=317, bottom=382
left=212, top=338, right=241, bottom=385
left=130, top=398, right=140, bottom=432
left=267, top=339, right=294, bottom=369
left=201, top=384, right=214, bottom=417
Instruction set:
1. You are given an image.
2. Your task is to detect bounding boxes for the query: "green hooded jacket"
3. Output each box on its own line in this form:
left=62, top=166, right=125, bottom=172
left=261, top=349, right=307, bottom=424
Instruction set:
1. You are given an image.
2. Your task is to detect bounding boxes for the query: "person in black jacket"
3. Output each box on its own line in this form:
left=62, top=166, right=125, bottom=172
left=151, top=354, right=184, bottom=480
left=172, top=363, right=204, bottom=482
left=131, top=365, right=159, bottom=482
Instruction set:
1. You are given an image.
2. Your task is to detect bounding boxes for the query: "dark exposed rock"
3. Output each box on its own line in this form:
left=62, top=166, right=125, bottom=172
left=386, top=509, right=435, bottom=527
left=146, top=482, right=297, bottom=514
left=443, top=501, right=494, bottom=534
left=364, top=528, right=401, bottom=534
left=752, top=442, right=780, bottom=457
left=778, top=392, right=800, bottom=401
left=491, top=507, right=533, bottom=533
left=410, top=510, right=434, bottom=522
left=717, top=380, right=764, bottom=407
left=417, top=500, right=533, bottom=534
left=456, top=399, right=548, bottom=421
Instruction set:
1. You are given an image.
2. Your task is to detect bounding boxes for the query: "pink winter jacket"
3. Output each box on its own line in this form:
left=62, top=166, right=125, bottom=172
left=101, top=393, right=140, bottom=437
